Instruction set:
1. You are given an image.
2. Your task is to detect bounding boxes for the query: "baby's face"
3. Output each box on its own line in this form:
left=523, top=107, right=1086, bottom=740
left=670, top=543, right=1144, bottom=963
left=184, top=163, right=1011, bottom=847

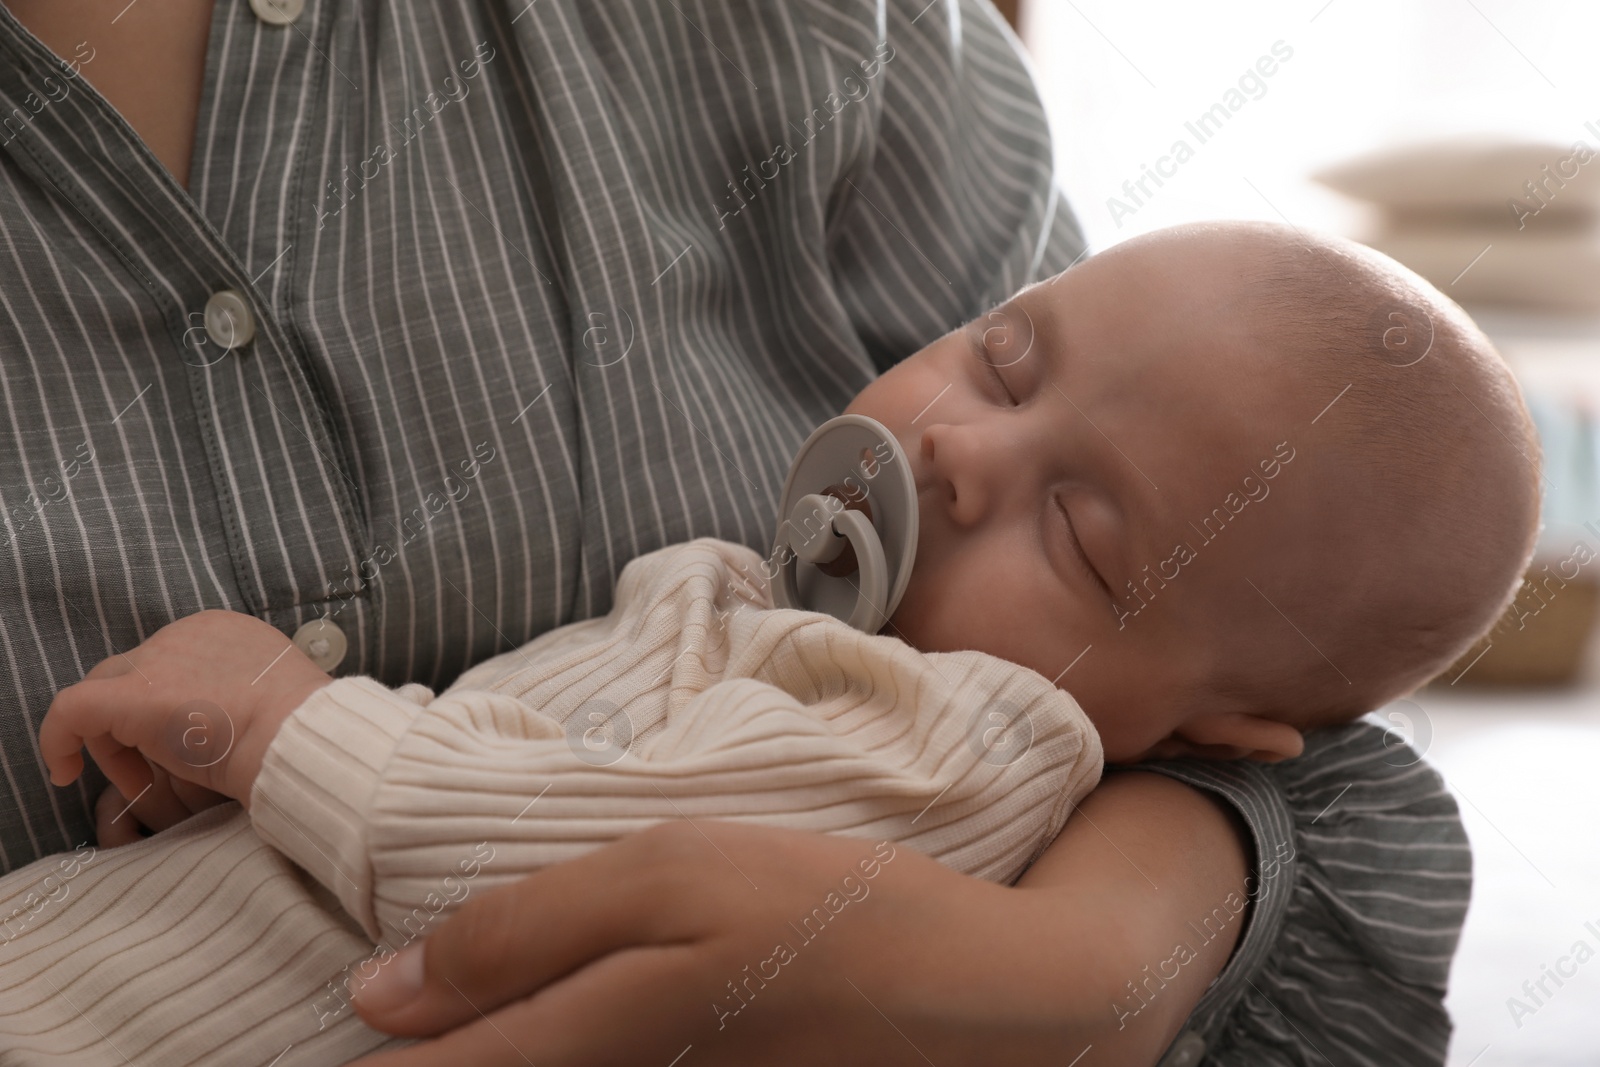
left=845, top=233, right=1319, bottom=762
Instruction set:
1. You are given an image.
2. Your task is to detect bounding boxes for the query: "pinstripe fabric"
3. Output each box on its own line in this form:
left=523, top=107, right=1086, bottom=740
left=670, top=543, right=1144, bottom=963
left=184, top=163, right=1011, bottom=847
left=0, top=537, right=1103, bottom=1064
left=0, top=0, right=1069, bottom=867
left=1138, top=720, right=1472, bottom=1066
left=0, top=0, right=1469, bottom=1062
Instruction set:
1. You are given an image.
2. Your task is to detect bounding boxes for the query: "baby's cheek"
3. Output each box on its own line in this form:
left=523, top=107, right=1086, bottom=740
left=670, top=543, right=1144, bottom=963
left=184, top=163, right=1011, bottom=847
left=887, top=566, right=976, bottom=651
left=899, top=562, right=1030, bottom=657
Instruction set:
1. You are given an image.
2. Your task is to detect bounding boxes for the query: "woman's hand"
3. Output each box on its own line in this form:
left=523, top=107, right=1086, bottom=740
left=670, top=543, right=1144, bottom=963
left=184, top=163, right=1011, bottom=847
left=346, top=820, right=1073, bottom=1066
left=40, top=609, right=334, bottom=809
left=345, top=773, right=1250, bottom=1067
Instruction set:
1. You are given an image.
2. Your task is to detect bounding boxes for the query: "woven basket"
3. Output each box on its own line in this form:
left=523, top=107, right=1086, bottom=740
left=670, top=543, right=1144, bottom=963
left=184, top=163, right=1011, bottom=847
left=1437, top=571, right=1600, bottom=687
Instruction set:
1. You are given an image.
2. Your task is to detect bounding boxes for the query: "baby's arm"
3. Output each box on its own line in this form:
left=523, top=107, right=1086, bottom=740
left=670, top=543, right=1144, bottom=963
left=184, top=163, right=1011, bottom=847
left=249, top=623, right=1102, bottom=945
left=38, top=546, right=1103, bottom=954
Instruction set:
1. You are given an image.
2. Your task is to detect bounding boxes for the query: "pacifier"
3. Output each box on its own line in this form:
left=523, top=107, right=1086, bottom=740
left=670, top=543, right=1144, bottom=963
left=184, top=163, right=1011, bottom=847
left=770, top=414, right=919, bottom=633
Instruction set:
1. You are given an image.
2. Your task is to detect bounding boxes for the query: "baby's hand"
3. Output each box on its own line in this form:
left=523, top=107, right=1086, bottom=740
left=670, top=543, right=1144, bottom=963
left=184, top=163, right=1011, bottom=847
left=41, top=610, right=334, bottom=809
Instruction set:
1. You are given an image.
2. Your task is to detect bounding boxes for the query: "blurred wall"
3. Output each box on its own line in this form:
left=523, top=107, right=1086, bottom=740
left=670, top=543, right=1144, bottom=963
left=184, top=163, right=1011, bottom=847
left=1017, top=0, right=1600, bottom=251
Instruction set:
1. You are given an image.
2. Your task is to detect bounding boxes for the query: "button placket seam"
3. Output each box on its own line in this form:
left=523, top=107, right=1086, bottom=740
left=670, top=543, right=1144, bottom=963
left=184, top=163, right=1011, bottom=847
left=265, top=0, right=375, bottom=588
left=0, top=2, right=370, bottom=619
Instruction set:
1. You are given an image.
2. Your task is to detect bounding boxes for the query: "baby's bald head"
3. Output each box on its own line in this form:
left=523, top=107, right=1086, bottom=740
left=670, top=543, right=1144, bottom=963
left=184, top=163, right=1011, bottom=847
left=1183, top=221, right=1540, bottom=726
left=851, top=219, right=1540, bottom=763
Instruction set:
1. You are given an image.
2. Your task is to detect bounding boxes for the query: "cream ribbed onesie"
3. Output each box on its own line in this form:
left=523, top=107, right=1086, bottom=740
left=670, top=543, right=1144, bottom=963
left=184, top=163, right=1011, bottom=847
left=0, top=538, right=1101, bottom=1065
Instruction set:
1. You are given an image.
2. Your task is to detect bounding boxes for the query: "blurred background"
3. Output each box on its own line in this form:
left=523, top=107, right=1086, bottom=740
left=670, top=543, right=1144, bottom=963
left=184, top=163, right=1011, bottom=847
left=999, top=1, right=1600, bottom=1064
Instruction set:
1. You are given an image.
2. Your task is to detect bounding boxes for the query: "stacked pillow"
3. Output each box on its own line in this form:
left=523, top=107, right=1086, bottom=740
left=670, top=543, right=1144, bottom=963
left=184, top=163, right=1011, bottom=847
left=1315, top=138, right=1600, bottom=310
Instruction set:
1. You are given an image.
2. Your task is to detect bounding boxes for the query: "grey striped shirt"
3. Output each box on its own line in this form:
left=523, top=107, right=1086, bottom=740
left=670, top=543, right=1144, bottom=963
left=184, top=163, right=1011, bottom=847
left=0, top=0, right=1467, bottom=1061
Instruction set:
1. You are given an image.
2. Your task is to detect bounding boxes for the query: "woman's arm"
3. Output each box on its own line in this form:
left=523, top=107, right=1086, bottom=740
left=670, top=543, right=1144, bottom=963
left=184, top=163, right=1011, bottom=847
left=1010, top=772, right=1252, bottom=1063
left=342, top=772, right=1246, bottom=1067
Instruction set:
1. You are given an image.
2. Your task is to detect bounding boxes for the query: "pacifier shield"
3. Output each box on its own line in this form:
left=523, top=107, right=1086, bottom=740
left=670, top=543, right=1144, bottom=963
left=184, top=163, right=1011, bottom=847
left=771, top=414, right=918, bottom=633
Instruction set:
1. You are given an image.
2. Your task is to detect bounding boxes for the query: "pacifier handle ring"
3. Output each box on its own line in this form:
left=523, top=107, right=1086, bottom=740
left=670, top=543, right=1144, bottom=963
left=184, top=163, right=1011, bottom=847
left=816, top=484, right=874, bottom=578
left=774, top=504, right=890, bottom=632
left=831, top=508, right=889, bottom=632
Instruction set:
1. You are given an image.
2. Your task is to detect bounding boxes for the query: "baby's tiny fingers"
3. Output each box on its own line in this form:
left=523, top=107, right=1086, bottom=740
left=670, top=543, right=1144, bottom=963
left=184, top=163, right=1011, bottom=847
left=40, top=704, right=87, bottom=787
left=41, top=676, right=153, bottom=781
left=44, top=750, right=84, bottom=788
left=39, top=683, right=100, bottom=785
left=94, top=785, right=143, bottom=848
left=81, top=652, right=142, bottom=683
left=85, top=736, right=155, bottom=808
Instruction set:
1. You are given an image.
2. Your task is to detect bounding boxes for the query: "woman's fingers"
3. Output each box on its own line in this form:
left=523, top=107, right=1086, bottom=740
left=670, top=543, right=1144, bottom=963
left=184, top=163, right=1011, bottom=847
left=130, top=765, right=211, bottom=830
left=346, top=824, right=950, bottom=1067
left=350, top=946, right=706, bottom=1067
left=352, top=822, right=712, bottom=1036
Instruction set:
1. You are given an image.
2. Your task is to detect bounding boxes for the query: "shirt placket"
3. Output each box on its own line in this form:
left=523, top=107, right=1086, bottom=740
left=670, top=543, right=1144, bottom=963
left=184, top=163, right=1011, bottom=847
left=0, top=1, right=369, bottom=633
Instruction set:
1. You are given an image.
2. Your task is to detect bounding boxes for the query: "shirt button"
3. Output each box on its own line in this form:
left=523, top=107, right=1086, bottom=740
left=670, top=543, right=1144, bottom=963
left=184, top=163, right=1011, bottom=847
left=1156, top=1031, right=1207, bottom=1067
left=203, top=289, right=256, bottom=350
left=249, top=0, right=306, bottom=25
left=292, top=618, right=348, bottom=671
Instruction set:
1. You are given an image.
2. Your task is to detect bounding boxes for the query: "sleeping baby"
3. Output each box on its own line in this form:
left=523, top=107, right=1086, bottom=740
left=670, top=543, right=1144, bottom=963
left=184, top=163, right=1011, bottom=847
left=6, top=220, right=1539, bottom=1065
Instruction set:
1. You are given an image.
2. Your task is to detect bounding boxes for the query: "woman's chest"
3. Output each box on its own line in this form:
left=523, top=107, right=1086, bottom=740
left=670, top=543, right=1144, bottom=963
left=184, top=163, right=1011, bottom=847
left=0, top=0, right=875, bottom=650
left=2, top=0, right=212, bottom=189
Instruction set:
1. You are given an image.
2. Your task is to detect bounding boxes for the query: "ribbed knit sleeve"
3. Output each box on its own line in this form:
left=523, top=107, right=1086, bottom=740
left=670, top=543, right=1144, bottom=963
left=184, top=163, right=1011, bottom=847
left=250, top=538, right=1103, bottom=945
left=249, top=678, right=431, bottom=935
left=0, top=537, right=1101, bottom=1067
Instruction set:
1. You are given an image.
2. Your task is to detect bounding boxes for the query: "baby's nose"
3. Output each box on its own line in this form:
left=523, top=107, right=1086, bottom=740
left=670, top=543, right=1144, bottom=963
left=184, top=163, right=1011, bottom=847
left=920, top=424, right=992, bottom=527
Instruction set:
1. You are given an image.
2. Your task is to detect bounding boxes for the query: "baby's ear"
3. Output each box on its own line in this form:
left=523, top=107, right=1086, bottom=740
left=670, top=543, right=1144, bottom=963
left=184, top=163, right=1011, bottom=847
left=1156, top=711, right=1306, bottom=763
